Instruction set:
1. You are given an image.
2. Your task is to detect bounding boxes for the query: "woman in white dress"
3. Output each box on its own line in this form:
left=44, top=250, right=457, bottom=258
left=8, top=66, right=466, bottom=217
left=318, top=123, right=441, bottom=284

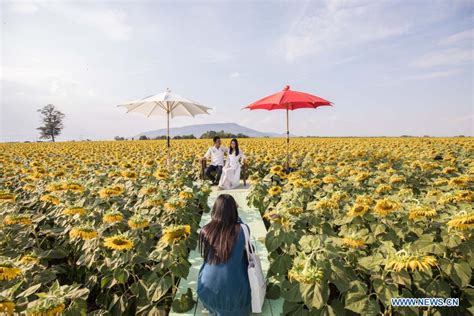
left=218, top=138, right=245, bottom=190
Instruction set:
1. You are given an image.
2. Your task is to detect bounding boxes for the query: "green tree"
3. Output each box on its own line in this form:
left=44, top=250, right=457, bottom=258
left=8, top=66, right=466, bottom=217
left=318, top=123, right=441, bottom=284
left=200, top=130, right=249, bottom=139
left=37, top=104, right=65, bottom=142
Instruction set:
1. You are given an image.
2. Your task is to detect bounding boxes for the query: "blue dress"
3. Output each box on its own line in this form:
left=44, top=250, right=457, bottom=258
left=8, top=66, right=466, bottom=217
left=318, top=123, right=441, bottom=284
left=197, top=225, right=251, bottom=316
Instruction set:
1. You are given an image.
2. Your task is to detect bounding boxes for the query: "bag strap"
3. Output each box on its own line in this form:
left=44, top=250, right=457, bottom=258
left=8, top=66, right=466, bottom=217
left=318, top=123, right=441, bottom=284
left=240, top=224, right=253, bottom=260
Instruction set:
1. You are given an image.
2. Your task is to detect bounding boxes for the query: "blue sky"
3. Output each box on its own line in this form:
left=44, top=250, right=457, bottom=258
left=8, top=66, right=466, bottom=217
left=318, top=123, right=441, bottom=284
left=1, top=0, right=473, bottom=141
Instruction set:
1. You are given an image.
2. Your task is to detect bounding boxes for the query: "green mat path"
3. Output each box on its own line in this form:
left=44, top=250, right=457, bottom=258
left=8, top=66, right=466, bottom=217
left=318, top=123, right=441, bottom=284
left=170, top=185, right=284, bottom=316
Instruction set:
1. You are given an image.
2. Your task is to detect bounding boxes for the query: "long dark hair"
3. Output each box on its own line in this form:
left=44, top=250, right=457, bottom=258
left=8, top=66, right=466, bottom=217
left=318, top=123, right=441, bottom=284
left=199, top=194, right=240, bottom=264
left=229, top=138, right=239, bottom=156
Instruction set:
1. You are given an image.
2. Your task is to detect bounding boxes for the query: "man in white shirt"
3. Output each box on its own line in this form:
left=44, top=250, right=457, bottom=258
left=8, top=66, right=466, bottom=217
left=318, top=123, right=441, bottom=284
left=203, top=136, right=228, bottom=185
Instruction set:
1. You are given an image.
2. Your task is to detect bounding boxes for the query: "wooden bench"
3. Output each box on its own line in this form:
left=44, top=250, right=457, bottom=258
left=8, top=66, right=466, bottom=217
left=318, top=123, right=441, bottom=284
left=200, top=158, right=247, bottom=186
left=170, top=188, right=283, bottom=316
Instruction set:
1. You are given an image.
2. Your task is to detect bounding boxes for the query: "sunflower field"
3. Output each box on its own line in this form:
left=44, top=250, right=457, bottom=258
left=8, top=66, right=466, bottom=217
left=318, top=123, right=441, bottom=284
left=1, top=137, right=473, bottom=315
left=246, top=137, right=473, bottom=315
left=0, top=141, right=211, bottom=315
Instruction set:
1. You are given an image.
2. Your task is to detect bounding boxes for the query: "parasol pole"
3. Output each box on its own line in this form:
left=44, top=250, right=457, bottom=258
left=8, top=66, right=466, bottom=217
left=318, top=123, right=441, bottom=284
left=286, top=106, right=289, bottom=170
left=167, top=110, right=171, bottom=168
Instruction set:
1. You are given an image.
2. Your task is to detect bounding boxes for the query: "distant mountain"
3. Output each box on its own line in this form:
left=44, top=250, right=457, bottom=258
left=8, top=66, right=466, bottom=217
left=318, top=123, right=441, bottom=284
left=135, top=123, right=290, bottom=138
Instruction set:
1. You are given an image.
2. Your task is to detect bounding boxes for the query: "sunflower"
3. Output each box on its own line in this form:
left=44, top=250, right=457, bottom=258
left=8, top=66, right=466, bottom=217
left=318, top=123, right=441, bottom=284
left=70, top=226, right=98, bottom=240
left=140, top=186, right=158, bottom=195
left=347, top=203, right=369, bottom=217
left=291, top=179, right=309, bottom=188
left=309, top=178, right=322, bottom=186
left=179, top=191, right=193, bottom=200
left=448, top=177, right=467, bottom=187
left=62, top=207, right=86, bottom=216
left=409, top=206, right=437, bottom=220
left=28, top=302, right=65, bottom=316
left=288, top=255, right=324, bottom=284
left=0, top=193, right=16, bottom=203
left=398, top=188, right=413, bottom=196
left=128, top=215, right=150, bottom=230
left=433, top=178, right=448, bottom=186
left=201, top=184, right=212, bottom=193
left=142, top=159, right=155, bottom=167
left=0, top=301, right=15, bottom=315
left=22, top=184, right=36, bottom=192
left=426, top=190, right=441, bottom=197
left=455, top=190, right=473, bottom=202
left=4, top=214, right=32, bottom=226
left=19, top=255, right=39, bottom=265
left=40, top=194, right=60, bottom=205
left=385, top=252, right=437, bottom=272
left=103, top=235, right=134, bottom=251
left=355, top=172, right=369, bottom=182
left=121, top=170, right=138, bottom=180
left=331, top=191, right=348, bottom=202
left=447, top=212, right=474, bottom=230
left=376, top=184, right=392, bottom=193
left=341, top=237, right=364, bottom=249
left=438, top=194, right=457, bottom=205
left=107, top=171, right=120, bottom=178
left=50, top=170, right=65, bottom=178
left=356, top=195, right=373, bottom=205
left=164, top=199, right=185, bottom=212
left=287, top=173, right=301, bottom=182
left=144, top=198, right=165, bottom=207
left=315, top=198, right=339, bottom=210
left=160, top=225, right=191, bottom=244
left=389, top=175, right=405, bottom=184
left=155, top=170, right=169, bottom=180
left=46, top=183, right=65, bottom=192
left=268, top=186, right=282, bottom=196
left=64, top=182, right=85, bottom=193
left=262, top=210, right=290, bottom=226
left=0, top=263, right=21, bottom=281
left=287, top=207, right=304, bottom=215
left=442, top=167, right=456, bottom=174
left=336, top=167, right=350, bottom=178
left=29, top=172, right=45, bottom=181
left=103, top=210, right=124, bottom=224
left=270, top=165, right=284, bottom=174
left=99, top=185, right=124, bottom=198
left=373, top=198, right=400, bottom=217
left=322, top=175, right=337, bottom=184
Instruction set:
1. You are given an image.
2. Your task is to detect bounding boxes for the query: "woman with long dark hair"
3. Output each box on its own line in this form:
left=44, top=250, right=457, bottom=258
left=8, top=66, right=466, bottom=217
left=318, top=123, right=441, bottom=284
left=218, top=138, right=245, bottom=190
left=197, top=194, right=251, bottom=316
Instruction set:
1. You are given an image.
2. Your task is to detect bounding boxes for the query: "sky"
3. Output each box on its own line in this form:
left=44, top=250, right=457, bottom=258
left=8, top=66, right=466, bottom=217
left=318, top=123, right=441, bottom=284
left=1, top=0, right=473, bottom=141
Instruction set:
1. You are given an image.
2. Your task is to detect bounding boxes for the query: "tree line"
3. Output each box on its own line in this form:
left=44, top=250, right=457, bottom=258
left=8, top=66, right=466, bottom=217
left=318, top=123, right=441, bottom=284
left=115, top=130, right=250, bottom=141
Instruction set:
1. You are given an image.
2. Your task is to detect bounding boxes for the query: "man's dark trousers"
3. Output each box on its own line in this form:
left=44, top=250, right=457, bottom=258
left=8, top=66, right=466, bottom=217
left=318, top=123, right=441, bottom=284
left=205, top=165, right=223, bottom=184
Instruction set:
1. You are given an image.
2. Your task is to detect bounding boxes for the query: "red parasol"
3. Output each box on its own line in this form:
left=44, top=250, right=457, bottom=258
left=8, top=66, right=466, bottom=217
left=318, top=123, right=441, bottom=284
left=244, top=85, right=333, bottom=167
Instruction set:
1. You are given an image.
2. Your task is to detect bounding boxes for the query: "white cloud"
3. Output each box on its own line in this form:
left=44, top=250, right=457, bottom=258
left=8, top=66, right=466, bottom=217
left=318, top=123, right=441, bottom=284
left=200, top=48, right=233, bottom=63
left=229, top=72, right=240, bottom=78
left=8, top=1, right=39, bottom=14
left=0, top=65, right=65, bottom=87
left=8, top=1, right=132, bottom=41
left=281, top=0, right=412, bottom=62
left=1, top=64, right=94, bottom=99
left=405, top=69, right=462, bottom=80
left=49, top=78, right=79, bottom=97
left=280, top=0, right=461, bottom=63
left=445, top=114, right=474, bottom=123
left=413, top=48, right=473, bottom=68
left=330, top=55, right=358, bottom=66
left=439, top=28, right=474, bottom=46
